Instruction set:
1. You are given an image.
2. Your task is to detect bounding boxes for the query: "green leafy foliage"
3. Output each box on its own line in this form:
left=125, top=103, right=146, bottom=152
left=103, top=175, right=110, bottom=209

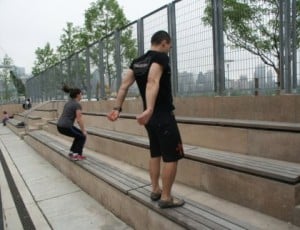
left=202, top=0, right=300, bottom=82
left=0, top=55, right=16, bottom=100
left=57, top=22, right=83, bottom=60
left=9, top=70, right=25, bottom=96
left=84, top=0, right=137, bottom=88
left=32, top=43, right=59, bottom=76
left=32, top=0, right=137, bottom=97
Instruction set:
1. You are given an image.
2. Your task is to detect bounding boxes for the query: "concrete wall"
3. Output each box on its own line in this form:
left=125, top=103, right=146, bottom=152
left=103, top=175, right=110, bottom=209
left=0, top=104, right=24, bottom=117
left=80, top=95, right=300, bottom=122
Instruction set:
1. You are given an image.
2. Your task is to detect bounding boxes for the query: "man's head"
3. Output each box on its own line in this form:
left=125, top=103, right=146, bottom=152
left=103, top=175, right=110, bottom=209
left=151, top=30, right=172, bottom=53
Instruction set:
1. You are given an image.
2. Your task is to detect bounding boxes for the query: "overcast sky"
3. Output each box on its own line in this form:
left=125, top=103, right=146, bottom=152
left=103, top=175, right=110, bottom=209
left=0, top=0, right=171, bottom=74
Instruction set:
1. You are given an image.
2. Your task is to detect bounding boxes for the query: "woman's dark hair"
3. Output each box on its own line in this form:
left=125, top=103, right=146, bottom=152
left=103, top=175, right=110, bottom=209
left=151, top=30, right=171, bottom=45
left=62, top=85, right=81, bottom=99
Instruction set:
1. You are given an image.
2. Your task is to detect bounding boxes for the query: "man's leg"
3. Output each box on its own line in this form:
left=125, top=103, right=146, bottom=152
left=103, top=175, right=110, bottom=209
left=161, top=161, right=177, bottom=200
left=149, top=156, right=161, bottom=193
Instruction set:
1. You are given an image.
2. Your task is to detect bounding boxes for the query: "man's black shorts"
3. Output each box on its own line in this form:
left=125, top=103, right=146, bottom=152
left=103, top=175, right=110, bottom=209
left=145, top=111, right=184, bottom=162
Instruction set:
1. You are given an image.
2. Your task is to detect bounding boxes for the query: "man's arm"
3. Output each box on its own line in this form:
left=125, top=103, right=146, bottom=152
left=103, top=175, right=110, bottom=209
left=136, top=63, right=163, bottom=125
left=107, top=69, right=135, bottom=121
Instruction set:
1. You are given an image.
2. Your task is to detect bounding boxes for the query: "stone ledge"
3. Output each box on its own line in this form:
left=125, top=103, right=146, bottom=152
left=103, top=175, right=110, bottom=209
left=82, top=112, right=300, bottom=132
left=7, top=119, right=24, bottom=128
left=49, top=120, right=300, bottom=184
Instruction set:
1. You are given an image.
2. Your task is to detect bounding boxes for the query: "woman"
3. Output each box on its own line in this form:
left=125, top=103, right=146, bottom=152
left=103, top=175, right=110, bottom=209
left=57, top=85, right=87, bottom=161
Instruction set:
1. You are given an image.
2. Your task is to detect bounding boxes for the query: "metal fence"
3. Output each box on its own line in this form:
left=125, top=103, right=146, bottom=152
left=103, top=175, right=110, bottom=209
left=25, top=0, right=299, bottom=102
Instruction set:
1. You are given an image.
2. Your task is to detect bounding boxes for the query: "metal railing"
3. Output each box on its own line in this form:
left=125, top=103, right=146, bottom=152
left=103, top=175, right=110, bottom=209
left=25, top=0, right=299, bottom=103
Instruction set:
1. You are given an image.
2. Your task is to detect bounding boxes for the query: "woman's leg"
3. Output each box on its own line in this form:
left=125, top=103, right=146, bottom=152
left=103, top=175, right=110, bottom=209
left=69, top=126, right=86, bottom=154
left=57, top=126, right=86, bottom=154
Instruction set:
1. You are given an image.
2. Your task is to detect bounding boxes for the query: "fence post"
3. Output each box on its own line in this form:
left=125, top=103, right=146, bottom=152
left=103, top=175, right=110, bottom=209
left=254, top=78, right=259, bottom=96
left=67, top=58, right=72, bottom=85
left=98, top=41, right=106, bottom=99
left=115, top=31, right=122, bottom=92
left=53, top=65, right=58, bottom=100
left=279, top=0, right=293, bottom=93
left=45, top=70, right=49, bottom=101
left=40, top=73, right=44, bottom=102
left=284, top=0, right=291, bottom=93
left=211, top=0, right=225, bottom=95
left=74, top=53, right=80, bottom=87
left=85, top=47, right=91, bottom=100
left=60, top=63, right=64, bottom=100
left=137, top=19, right=144, bottom=56
left=168, top=2, right=179, bottom=96
left=291, top=0, right=297, bottom=90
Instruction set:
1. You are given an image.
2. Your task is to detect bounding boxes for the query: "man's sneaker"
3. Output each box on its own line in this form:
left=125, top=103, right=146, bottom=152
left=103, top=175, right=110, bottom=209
left=68, top=153, right=78, bottom=161
left=77, top=155, right=86, bottom=160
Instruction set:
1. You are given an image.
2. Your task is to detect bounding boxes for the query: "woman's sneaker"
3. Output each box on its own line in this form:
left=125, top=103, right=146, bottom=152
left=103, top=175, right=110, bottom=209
left=68, top=153, right=78, bottom=161
left=77, top=155, right=86, bottom=160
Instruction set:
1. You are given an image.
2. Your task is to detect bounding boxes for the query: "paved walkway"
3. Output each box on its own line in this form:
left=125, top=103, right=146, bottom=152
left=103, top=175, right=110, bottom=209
left=0, top=127, right=132, bottom=230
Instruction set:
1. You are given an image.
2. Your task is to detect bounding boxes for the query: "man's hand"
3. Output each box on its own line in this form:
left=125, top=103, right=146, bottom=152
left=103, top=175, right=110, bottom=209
left=136, top=108, right=153, bottom=125
left=107, top=110, right=120, bottom=121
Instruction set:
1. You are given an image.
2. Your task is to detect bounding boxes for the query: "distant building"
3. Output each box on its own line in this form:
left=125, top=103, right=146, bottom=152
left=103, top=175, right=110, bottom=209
left=254, top=64, right=266, bottom=88
left=238, top=74, right=249, bottom=89
left=195, top=70, right=214, bottom=92
left=266, top=69, right=275, bottom=88
left=13, top=66, right=25, bottom=76
left=12, top=66, right=31, bottom=84
left=178, top=71, right=195, bottom=94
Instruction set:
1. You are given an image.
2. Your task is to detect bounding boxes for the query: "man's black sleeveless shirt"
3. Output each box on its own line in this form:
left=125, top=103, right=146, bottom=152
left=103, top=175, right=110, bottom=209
left=129, top=50, right=175, bottom=112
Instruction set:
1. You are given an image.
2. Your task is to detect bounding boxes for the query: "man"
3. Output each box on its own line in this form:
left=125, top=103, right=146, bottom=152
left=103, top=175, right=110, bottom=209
left=107, top=30, right=184, bottom=208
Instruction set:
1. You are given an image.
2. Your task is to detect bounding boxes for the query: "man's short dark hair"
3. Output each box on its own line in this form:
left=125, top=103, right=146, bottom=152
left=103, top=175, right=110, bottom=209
left=151, top=30, right=171, bottom=45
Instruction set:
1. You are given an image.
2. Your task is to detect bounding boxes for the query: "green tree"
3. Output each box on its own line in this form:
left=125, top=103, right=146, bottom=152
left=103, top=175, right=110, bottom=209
left=84, top=0, right=129, bottom=43
left=0, top=55, right=15, bottom=101
left=9, top=70, right=25, bottom=96
left=57, top=22, right=84, bottom=59
left=57, top=22, right=83, bottom=88
left=84, top=0, right=137, bottom=90
left=202, top=0, right=300, bottom=86
left=30, top=0, right=137, bottom=99
left=32, top=43, right=59, bottom=76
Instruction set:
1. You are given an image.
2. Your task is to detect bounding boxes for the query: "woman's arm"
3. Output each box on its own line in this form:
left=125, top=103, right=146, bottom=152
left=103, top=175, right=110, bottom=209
left=76, top=109, right=87, bottom=135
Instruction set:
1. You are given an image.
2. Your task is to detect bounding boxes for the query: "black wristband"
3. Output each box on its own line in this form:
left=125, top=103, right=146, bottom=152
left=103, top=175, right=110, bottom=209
left=113, top=107, right=122, bottom=112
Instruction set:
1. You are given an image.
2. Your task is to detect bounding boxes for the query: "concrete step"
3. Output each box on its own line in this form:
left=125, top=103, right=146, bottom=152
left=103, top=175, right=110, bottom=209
left=12, top=114, right=25, bottom=121
left=6, top=119, right=25, bottom=137
left=83, top=112, right=300, bottom=163
left=37, top=100, right=300, bottom=163
left=30, top=109, right=58, bottom=120
left=43, top=121, right=300, bottom=224
left=23, top=129, right=300, bottom=230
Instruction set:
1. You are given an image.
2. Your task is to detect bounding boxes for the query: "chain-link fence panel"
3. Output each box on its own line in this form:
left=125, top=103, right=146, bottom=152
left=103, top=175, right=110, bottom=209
left=25, top=0, right=299, bottom=102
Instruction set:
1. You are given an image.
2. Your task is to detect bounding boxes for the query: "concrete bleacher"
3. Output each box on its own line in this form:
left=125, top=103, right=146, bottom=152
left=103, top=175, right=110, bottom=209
left=26, top=130, right=256, bottom=230
left=81, top=111, right=300, bottom=163
left=5, top=96, right=300, bottom=229
left=44, top=118, right=300, bottom=224
left=6, top=118, right=25, bottom=138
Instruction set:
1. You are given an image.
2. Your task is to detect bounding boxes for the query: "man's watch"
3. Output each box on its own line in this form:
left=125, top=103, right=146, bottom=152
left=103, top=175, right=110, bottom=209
left=113, top=107, right=122, bottom=112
